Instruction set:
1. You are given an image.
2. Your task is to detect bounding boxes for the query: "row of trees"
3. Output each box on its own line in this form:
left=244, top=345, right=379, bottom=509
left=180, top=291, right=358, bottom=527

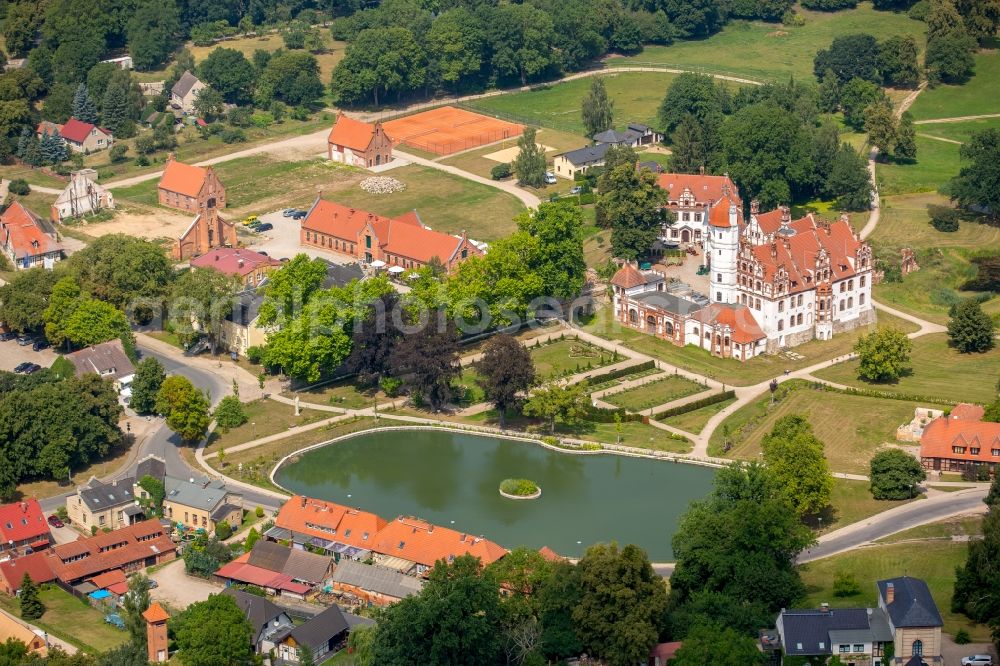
left=952, top=475, right=1000, bottom=642
left=658, top=73, right=873, bottom=209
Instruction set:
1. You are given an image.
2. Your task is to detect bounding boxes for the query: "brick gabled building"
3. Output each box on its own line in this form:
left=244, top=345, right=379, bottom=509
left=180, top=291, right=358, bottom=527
left=158, top=155, right=234, bottom=260
left=327, top=112, right=393, bottom=169
left=300, top=199, right=482, bottom=273
left=920, top=403, right=1000, bottom=474
left=45, top=519, right=176, bottom=585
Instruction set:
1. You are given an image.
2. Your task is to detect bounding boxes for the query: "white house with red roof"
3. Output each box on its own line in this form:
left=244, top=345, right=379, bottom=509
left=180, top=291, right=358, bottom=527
left=0, top=201, right=63, bottom=270
left=327, top=112, right=393, bottom=169
left=657, top=171, right=742, bottom=245
left=37, top=117, right=114, bottom=153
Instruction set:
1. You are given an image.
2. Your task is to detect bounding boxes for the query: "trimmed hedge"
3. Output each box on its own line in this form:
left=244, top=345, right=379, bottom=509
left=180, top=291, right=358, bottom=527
left=582, top=404, right=644, bottom=423
left=584, top=360, right=655, bottom=387
left=812, top=381, right=957, bottom=406
left=651, top=390, right=736, bottom=418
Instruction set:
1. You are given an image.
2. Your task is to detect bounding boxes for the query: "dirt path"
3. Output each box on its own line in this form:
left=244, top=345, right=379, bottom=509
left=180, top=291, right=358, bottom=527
left=917, top=133, right=963, bottom=144
left=393, top=149, right=541, bottom=209
left=913, top=112, right=1000, bottom=124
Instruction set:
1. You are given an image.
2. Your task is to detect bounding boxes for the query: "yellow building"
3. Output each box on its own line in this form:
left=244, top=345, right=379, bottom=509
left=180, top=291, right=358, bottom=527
left=68, top=477, right=142, bottom=531
left=878, top=577, right=943, bottom=664
left=162, top=476, right=242, bottom=536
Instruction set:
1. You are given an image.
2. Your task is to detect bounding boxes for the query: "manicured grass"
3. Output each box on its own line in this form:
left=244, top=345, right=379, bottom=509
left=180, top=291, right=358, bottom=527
left=527, top=337, right=617, bottom=379
left=916, top=116, right=1000, bottom=144
left=603, top=375, right=705, bottom=412
left=822, top=478, right=915, bottom=532
left=285, top=379, right=385, bottom=410
left=908, top=51, right=1000, bottom=120
left=607, top=4, right=926, bottom=82
left=871, top=193, right=1000, bottom=251
left=438, top=127, right=590, bottom=180
left=467, top=72, right=681, bottom=135
left=798, top=540, right=990, bottom=641
left=204, top=398, right=326, bottom=454
left=812, top=333, right=1000, bottom=404
left=875, top=134, right=962, bottom=196
left=188, top=32, right=347, bottom=82
left=579, top=304, right=919, bottom=387
left=0, top=586, right=129, bottom=653
left=659, top=396, right=737, bottom=434
left=453, top=366, right=486, bottom=406
left=709, top=381, right=946, bottom=474
left=875, top=514, right=983, bottom=544
left=0, top=165, right=69, bottom=188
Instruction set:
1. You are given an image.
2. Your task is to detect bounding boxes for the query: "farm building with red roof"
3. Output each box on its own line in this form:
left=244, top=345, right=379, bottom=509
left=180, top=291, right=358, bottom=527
left=327, top=112, right=393, bottom=169
left=920, top=403, right=1000, bottom=474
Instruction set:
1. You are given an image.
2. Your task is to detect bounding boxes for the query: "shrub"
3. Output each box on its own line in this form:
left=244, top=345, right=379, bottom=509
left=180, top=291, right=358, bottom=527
left=109, top=144, right=128, bottom=163
left=928, top=204, right=960, bottom=232
left=380, top=376, right=403, bottom=397
left=255, top=506, right=264, bottom=518
left=499, top=478, right=539, bottom=496
left=220, top=129, right=247, bottom=144
left=228, top=107, right=253, bottom=127
left=8, top=179, right=30, bottom=195
left=291, top=106, right=309, bottom=121
left=490, top=163, right=512, bottom=180
left=215, top=521, right=232, bottom=540
left=134, top=135, right=155, bottom=154
left=833, top=571, right=861, bottom=597
left=954, top=629, right=971, bottom=644
left=870, top=449, right=926, bottom=499
left=214, top=395, right=248, bottom=431
left=246, top=346, right=263, bottom=364
left=579, top=192, right=596, bottom=205
left=135, top=155, right=150, bottom=167
left=251, top=112, right=274, bottom=128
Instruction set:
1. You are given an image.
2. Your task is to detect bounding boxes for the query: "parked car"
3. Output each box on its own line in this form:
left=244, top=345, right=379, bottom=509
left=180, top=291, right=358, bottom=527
left=290, top=210, right=307, bottom=220
left=32, top=339, right=50, bottom=351
left=962, top=656, right=993, bottom=666
left=0, top=331, right=16, bottom=342
left=13, top=362, right=32, bottom=373
left=247, top=219, right=263, bottom=229
left=544, top=171, right=557, bottom=184
left=47, top=514, right=64, bottom=528
left=16, top=334, right=32, bottom=346
left=570, top=185, right=582, bottom=194
left=256, top=222, right=273, bottom=232
left=242, top=215, right=258, bottom=226
left=22, top=363, right=41, bottom=374
left=281, top=208, right=295, bottom=217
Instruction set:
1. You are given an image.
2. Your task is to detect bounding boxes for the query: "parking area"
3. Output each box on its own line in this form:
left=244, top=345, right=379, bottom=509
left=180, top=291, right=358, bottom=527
left=149, top=557, right=222, bottom=610
left=0, top=338, right=57, bottom=373
left=245, top=209, right=356, bottom=265
left=942, top=636, right=996, bottom=665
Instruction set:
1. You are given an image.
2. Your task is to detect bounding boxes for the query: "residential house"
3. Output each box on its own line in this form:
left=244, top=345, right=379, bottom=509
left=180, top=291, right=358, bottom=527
left=58, top=118, right=114, bottom=153
left=170, top=71, right=207, bottom=114
left=213, top=552, right=312, bottom=599
left=0, top=499, right=51, bottom=555
left=593, top=123, right=663, bottom=147
left=220, top=290, right=268, bottom=357
left=919, top=403, right=1000, bottom=475
left=215, top=540, right=331, bottom=599
left=552, top=143, right=611, bottom=180
left=269, top=495, right=387, bottom=560
left=329, top=560, right=424, bottom=607
left=0, top=201, right=63, bottom=270
left=327, top=112, right=393, bottom=168
left=44, top=519, right=176, bottom=585
left=51, top=169, right=115, bottom=222
left=0, top=551, right=58, bottom=596
left=300, top=200, right=482, bottom=273
left=65, top=339, right=136, bottom=395
left=221, top=588, right=295, bottom=654
left=648, top=642, right=682, bottom=666
left=162, top=476, right=242, bottom=536
left=369, top=516, right=507, bottom=576
left=135, top=454, right=167, bottom=486
left=878, top=576, right=943, bottom=664
left=274, top=604, right=352, bottom=665
left=67, top=477, right=139, bottom=531
left=190, top=248, right=282, bottom=288
left=0, top=611, right=48, bottom=656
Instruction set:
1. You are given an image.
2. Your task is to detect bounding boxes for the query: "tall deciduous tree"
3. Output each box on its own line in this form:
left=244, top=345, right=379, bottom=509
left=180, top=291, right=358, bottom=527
left=826, top=143, right=872, bottom=211
left=168, top=267, right=237, bottom=353
left=669, top=623, right=765, bottom=665
left=523, top=382, right=589, bottom=434
left=877, top=35, right=921, bottom=88
left=346, top=292, right=404, bottom=384
left=582, top=77, right=614, bottom=138
left=330, top=27, right=426, bottom=106
left=126, top=0, right=182, bottom=71
left=951, top=129, right=1000, bottom=223
left=130, top=358, right=165, bottom=416
left=854, top=326, right=912, bottom=382
left=156, top=375, right=211, bottom=443
left=515, top=201, right=587, bottom=300
left=513, top=127, right=547, bottom=188
left=573, top=543, right=667, bottom=666
left=869, top=449, right=926, bottom=500
left=478, top=334, right=535, bottom=426
left=121, top=575, right=152, bottom=647
left=198, top=48, right=257, bottom=105
left=390, top=316, right=460, bottom=411
left=762, top=415, right=834, bottom=517
left=948, top=299, right=996, bottom=353
left=895, top=113, right=918, bottom=161
left=813, top=33, right=880, bottom=85
left=839, top=78, right=884, bottom=130
left=952, top=503, right=1000, bottom=632
left=68, top=235, right=174, bottom=311
left=598, top=162, right=668, bottom=260
left=171, top=594, right=253, bottom=666
left=425, top=8, right=484, bottom=93
left=864, top=101, right=898, bottom=155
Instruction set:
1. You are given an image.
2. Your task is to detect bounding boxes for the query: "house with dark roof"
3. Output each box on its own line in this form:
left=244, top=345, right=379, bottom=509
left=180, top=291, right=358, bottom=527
left=327, top=112, right=393, bottom=169
left=878, top=577, right=943, bottom=664
left=162, top=475, right=242, bottom=537
left=65, top=339, right=136, bottom=392
left=0, top=499, right=50, bottom=556
left=593, top=122, right=663, bottom=147
left=552, top=143, right=611, bottom=180
left=1, top=201, right=63, bottom=270
left=134, top=455, right=166, bottom=485
left=329, top=560, right=424, bottom=607
left=214, top=540, right=331, bottom=599
left=221, top=588, right=295, bottom=654
left=67, top=476, right=140, bottom=531
left=170, top=71, right=207, bottom=114
left=274, top=603, right=352, bottom=664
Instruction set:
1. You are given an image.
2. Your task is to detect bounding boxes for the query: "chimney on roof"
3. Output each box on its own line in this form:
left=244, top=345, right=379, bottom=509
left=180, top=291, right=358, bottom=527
left=301, top=496, right=307, bottom=507
left=428, top=525, right=434, bottom=533
left=238, top=259, right=244, bottom=269
left=780, top=205, right=791, bottom=226
left=886, top=583, right=894, bottom=604
left=722, top=182, right=730, bottom=197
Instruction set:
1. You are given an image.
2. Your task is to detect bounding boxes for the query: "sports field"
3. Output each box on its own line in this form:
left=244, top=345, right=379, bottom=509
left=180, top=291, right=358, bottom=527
left=383, top=106, right=524, bottom=155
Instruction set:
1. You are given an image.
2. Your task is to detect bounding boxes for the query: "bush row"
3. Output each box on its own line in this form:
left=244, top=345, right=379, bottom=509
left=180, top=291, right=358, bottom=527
left=583, top=360, right=656, bottom=387
left=651, top=389, right=737, bottom=418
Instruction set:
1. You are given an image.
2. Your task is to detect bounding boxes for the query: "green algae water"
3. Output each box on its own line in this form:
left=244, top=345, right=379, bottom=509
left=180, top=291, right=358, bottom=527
left=273, top=429, right=715, bottom=560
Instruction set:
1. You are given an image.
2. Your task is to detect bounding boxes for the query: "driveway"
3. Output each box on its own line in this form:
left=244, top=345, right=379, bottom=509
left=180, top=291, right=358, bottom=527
left=941, top=635, right=996, bottom=665
left=149, top=558, right=224, bottom=610
left=247, top=209, right=356, bottom=265
left=0, top=339, right=57, bottom=372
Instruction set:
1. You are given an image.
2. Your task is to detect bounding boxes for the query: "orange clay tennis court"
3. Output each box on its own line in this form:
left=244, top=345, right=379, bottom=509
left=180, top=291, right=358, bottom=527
left=383, top=106, right=524, bottom=156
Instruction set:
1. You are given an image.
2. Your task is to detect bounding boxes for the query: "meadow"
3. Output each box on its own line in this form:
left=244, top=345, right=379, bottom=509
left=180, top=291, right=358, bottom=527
left=907, top=51, right=1000, bottom=121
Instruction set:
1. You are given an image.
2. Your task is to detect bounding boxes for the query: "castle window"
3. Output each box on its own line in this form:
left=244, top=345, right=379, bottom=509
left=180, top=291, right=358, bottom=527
left=717, top=273, right=722, bottom=282
left=797, top=313, right=803, bottom=325
left=756, top=281, right=761, bottom=291
left=755, top=298, right=761, bottom=309
left=859, top=293, right=865, bottom=305
left=789, top=316, right=794, bottom=328
left=716, top=292, right=722, bottom=301
left=778, top=320, right=784, bottom=331
left=848, top=279, right=854, bottom=290
left=860, top=275, right=866, bottom=287
left=840, top=300, right=846, bottom=311
left=840, top=282, right=846, bottom=293
left=778, top=301, right=784, bottom=312
left=848, top=297, right=853, bottom=308
left=797, top=295, right=803, bottom=307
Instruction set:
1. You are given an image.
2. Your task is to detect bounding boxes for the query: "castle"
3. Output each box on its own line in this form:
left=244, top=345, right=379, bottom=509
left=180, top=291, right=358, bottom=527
left=611, top=173, right=875, bottom=360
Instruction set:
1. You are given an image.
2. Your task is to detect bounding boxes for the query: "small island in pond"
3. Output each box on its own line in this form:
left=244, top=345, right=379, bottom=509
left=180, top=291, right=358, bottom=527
left=499, top=478, right=542, bottom=500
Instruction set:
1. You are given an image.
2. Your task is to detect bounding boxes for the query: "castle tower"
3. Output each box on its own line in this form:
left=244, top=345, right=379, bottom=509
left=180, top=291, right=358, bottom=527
left=708, top=203, right=740, bottom=304
left=143, top=602, right=170, bottom=663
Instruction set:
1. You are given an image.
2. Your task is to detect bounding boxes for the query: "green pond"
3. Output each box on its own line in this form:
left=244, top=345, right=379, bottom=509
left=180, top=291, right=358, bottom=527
left=273, top=429, right=716, bottom=560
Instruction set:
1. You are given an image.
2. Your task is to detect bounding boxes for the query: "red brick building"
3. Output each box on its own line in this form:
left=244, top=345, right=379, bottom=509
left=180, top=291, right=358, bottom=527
left=920, top=403, right=1000, bottom=474
left=300, top=200, right=481, bottom=273
left=157, top=155, right=226, bottom=214
left=327, top=113, right=393, bottom=169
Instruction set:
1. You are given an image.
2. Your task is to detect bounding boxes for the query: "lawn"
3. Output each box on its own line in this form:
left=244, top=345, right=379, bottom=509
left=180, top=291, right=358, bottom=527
left=579, top=304, right=919, bottom=387
left=0, top=586, right=129, bottom=653
left=870, top=193, right=1000, bottom=251
left=875, top=135, right=962, bottom=196
left=0, top=165, right=70, bottom=189
left=709, top=380, right=949, bottom=474
left=812, top=333, right=1000, bottom=405
left=606, top=3, right=926, bottom=82
left=915, top=116, right=1000, bottom=144
left=188, top=32, right=347, bottom=82
left=821, top=478, right=915, bottom=532
left=528, top=337, right=617, bottom=379
left=453, top=366, right=486, bottom=406
left=467, top=72, right=682, bottom=135
left=204, top=398, right=326, bottom=454
left=875, top=514, right=983, bottom=544
left=603, top=375, right=705, bottom=412
left=284, top=378, right=385, bottom=410
left=908, top=51, right=1000, bottom=121
left=659, top=396, right=738, bottom=435
left=798, top=540, right=991, bottom=641
left=438, top=127, right=590, bottom=181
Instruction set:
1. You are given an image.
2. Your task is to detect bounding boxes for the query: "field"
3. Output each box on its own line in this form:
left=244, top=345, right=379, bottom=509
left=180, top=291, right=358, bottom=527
left=0, top=586, right=129, bottom=653
left=115, top=159, right=527, bottom=241
left=812, top=333, right=1000, bottom=405
left=798, top=540, right=990, bottom=641
left=467, top=72, right=681, bottom=135
left=823, top=478, right=915, bottom=532
left=579, top=304, right=919, bottom=386
left=527, top=338, right=617, bottom=379
left=0, top=164, right=70, bottom=189
left=709, top=380, right=948, bottom=474
left=916, top=116, right=1000, bottom=144
left=606, top=4, right=926, bottom=82
left=189, top=31, right=347, bottom=82
left=603, top=375, right=705, bottom=412
left=875, top=135, right=962, bottom=196
left=658, top=396, right=737, bottom=434
left=908, top=51, right=1000, bottom=121
left=870, top=193, right=1000, bottom=251
left=203, top=398, right=326, bottom=454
